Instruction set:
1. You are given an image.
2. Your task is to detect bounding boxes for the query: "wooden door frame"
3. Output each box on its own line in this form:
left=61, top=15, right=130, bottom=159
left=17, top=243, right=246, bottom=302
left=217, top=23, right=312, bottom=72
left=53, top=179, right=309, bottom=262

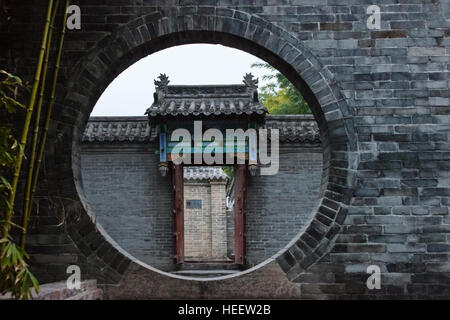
left=172, top=164, right=247, bottom=266
left=172, top=164, right=184, bottom=264
left=233, top=164, right=247, bottom=265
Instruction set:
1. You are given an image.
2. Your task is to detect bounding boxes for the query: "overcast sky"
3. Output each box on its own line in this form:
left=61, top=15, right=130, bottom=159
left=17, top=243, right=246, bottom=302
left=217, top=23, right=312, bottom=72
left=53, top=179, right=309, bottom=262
left=91, top=44, right=271, bottom=116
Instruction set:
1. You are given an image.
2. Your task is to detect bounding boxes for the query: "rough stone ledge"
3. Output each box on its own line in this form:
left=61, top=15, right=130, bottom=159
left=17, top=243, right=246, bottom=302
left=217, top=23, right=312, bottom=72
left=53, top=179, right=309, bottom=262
left=0, top=280, right=103, bottom=300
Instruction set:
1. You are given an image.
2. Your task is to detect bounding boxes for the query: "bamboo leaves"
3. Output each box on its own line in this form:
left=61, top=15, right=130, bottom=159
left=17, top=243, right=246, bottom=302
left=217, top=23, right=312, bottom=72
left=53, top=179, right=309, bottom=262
left=0, top=70, right=27, bottom=113
left=0, top=238, right=39, bottom=300
left=21, top=0, right=60, bottom=248
left=0, top=70, right=40, bottom=300
left=24, top=0, right=71, bottom=247
left=0, top=0, right=70, bottom=299
left=0, top=71, right=26, bottom=224
left=6, top=0, right=55, bottom=232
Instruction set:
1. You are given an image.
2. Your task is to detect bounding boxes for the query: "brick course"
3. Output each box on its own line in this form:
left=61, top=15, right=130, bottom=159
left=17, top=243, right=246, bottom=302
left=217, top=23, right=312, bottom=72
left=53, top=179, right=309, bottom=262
left=2, top=0, right=449, bottom=299
left=79, top=141, right=322, bottom=269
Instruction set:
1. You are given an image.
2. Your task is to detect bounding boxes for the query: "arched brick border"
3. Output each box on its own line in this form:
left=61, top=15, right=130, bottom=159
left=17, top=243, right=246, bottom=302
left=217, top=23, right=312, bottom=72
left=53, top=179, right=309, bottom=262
left=56, top=7, right=358, bottom=283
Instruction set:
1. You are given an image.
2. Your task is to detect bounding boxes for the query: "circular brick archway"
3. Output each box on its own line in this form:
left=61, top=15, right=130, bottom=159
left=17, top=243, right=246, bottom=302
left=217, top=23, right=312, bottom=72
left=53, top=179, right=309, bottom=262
left=61, top=8, right=358, bottom=282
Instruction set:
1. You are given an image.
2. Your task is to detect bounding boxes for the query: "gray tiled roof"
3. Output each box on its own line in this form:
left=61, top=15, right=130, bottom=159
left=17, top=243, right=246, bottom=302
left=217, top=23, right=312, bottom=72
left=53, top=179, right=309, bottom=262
left=81, top=115, right=320, bottom=144
left=266, top=115, right=320, bottom=143
left=145, top=74, right=267, bottom=118
left=184, top=167, right=228, bottom=181
left=82, top=117, right=154, bottom=143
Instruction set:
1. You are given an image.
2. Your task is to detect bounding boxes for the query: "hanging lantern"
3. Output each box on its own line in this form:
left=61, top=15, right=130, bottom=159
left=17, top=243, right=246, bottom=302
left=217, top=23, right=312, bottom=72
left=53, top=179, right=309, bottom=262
left=158, top=162, right=169, bottom=177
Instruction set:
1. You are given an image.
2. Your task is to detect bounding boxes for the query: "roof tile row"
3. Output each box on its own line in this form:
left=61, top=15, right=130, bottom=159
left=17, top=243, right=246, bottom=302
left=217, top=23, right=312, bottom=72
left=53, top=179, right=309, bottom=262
left=82, top=115, right=320, bottom=144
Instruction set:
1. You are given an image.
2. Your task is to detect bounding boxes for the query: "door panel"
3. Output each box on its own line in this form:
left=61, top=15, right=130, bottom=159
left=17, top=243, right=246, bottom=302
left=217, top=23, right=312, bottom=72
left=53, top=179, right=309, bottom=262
left=234, top=164, right=246, bottom=265
left=173, top=164, right=184, bottom=264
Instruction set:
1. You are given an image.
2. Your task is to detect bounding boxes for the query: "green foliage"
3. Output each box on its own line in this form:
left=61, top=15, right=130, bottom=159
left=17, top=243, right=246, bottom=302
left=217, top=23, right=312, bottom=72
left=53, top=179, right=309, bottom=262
left=222, top=166, right=235, bottom=192
left=0, top=70, right=25, bottom=220
left=251, top=62, right=311, bottom=115
left=0, top=70, right=39, bottom=299
left=222, top=166, right=234, bottom=180
left=0, top=238, right=39, bottom=299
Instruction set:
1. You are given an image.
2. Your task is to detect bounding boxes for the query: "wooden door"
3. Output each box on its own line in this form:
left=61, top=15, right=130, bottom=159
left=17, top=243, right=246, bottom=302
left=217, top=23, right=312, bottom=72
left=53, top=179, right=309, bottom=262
left=172, top=164, right=184, bottom=264
left=234, top=164, right=247, bottom=265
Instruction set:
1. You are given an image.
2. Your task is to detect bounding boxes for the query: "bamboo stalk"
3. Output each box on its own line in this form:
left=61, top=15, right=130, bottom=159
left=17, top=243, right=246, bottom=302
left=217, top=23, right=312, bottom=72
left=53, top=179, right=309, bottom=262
left=24, top=0, right=70, bottom=245
left=4, top=0, right=54, bottom=239
left=20, top=0, right=60, bottom=248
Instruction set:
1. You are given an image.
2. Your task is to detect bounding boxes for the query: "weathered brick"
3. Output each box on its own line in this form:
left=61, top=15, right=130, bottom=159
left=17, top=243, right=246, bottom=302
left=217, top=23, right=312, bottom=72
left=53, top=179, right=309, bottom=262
left=5, top=0, right=449, bottom=300
left=371, top=30, right=407, bottom=39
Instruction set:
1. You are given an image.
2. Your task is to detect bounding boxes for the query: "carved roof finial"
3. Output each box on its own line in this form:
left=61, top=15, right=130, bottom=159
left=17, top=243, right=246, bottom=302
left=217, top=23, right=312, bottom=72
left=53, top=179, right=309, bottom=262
left=154, top=73, right=170, bottom=90
left=243, top=73, right=258, bottom=89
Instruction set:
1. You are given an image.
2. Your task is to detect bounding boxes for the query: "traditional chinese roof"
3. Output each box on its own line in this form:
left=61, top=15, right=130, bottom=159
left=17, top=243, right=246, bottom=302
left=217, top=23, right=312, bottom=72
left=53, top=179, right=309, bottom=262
left=82, top=115, right=320, bottom=144
left=145, top=74, right=267, bottom=120
left=184, top=167, right=228, bottom=182
left=82, top=117, right=154, bottom=143
left=266, top=115, right=320, bottom=143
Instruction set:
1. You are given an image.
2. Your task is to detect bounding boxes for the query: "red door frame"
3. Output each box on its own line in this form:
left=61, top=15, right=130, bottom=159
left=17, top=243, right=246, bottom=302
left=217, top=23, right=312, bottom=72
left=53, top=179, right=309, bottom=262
left=172, top=164, right=184, bottom=264
left=233, top=164, right=247, bottom=265
left=172, top=164, right=247, bottom=266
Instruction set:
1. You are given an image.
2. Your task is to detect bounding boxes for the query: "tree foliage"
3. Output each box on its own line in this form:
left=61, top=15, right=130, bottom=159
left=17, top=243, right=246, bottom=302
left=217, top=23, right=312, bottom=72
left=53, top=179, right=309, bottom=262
left=0, top=70, right=39, bottom=299
left=222, top=166, right=234, bottom=192
left=0, top=238, right=39, bottom=299
left=251, top=62, right=311, bottom=115
left=0, top=70, right=26, bottom=222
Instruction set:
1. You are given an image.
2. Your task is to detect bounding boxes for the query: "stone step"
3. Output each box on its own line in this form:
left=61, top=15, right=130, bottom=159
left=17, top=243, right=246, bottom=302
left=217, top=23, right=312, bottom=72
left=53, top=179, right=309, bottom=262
left=65, top=289, right=103, bottom=300
left=0, top=280, right=102, bottom=300
left=177, top=263, right=242, bottom=271
left=172, top=269, right=241, bottom=278
left=32, top=279, right=99, bottom=300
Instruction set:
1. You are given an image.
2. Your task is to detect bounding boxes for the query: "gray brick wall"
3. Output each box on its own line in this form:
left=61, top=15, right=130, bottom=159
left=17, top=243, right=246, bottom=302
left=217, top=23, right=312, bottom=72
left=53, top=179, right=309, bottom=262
left=80, top=144, right=174, bottom=271
left=247, top=144, right=323, bottom=265
left=80, top=142, right=322, bottom=269
left=3, top=0, right=449, bottom=298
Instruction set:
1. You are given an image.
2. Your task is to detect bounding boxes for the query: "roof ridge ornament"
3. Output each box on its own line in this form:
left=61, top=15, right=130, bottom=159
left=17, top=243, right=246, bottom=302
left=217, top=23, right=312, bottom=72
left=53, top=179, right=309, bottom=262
left=154, top=73, right=170, bottom=90
left=153, top=74, right=170, bottom=105
left=146, top=73, right=267, bottom=119
left=243, top=73, right=258, bottom=89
